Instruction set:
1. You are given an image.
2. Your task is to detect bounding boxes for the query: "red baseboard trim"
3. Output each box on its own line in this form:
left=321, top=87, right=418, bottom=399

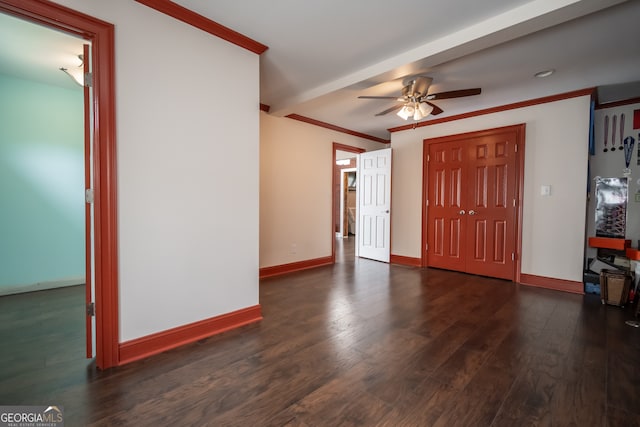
left=390, top=254, right=422, bottom=267
left=119, top=304, right=262, bottom=365
left=519, top=274, right=584, bottom=295
left=260, top=256, right=333, bottom=279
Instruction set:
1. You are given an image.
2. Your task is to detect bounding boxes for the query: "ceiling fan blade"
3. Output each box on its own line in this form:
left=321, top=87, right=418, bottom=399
left=426, top=88, right=481, bottom=100
left=358, top=96, right=403, bottom=100
left=375, top=104, right=403, bottom=116
left=408, top=76, right=432, bottom=97
left=426, top=102, right=443, bottom=116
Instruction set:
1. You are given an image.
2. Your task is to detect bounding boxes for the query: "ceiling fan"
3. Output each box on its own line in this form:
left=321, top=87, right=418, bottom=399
left=358, top=76, right=481, bottom=120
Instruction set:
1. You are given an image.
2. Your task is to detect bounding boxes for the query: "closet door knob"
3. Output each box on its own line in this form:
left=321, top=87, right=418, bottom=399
left=459, top=210, right=466, bottom=215
left=469, top=210, right=476, bottom=215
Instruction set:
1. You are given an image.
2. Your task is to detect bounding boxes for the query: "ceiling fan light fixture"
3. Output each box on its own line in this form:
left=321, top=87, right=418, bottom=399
left=362, top=76, right=480, bottom=120
left=59, top=54, right=85, bottom=87
left=397, top=106, right=410, bottom=120
left=397, top=105, right=412, bottom=120
left=413, top=106, right=423, bottom=120
left=418, top=102, right=434, bottom=117
left=59, top=67, right=84, bottom=86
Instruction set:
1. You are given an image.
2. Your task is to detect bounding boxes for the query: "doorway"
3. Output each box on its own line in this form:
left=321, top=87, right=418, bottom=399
left=0, top=0, right=119, bottom=369
left=332, top=143, right=364, bottom=262
left=0, top=12, right=91, bottom=369
left=340, top=169, right=357, bottom=239
left=422, top=124, right=525, bottom=281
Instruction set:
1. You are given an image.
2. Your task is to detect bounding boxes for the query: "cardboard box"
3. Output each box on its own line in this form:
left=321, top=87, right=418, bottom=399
left=600, top=269, right=632, bottom=306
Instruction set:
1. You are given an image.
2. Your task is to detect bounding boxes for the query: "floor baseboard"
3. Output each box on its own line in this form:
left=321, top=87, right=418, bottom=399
left=0, top=277, right=85, bottom=297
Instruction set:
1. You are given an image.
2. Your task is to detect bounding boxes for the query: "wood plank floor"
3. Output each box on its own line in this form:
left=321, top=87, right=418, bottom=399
left=1, top=238, right=640, bottom=426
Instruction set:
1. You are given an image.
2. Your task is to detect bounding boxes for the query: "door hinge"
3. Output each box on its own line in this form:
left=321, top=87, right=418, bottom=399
left=513, top=198, right=517, bottom=207
left=86, top=302, right=95, bottom=317
left=426, top=199, right=430, bottom=207
left=427, top=154, right=430, bottom=162
left=85, top=189, right=94, bottom=204
left=84, top=72, right=93, bottom=88
left=425, top=243, right=428, bottom=252
left=511, top=252, right=516, bottom=261
left=515, top=144, right=518, bottom=153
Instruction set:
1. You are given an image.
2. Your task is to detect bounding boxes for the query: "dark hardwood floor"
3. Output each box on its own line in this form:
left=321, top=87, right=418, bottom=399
left=1, top=237, right=640, bottom=426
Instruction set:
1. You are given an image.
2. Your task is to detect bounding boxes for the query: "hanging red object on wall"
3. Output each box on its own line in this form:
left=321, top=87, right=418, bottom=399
left=633, top=109, right=640, bottom=129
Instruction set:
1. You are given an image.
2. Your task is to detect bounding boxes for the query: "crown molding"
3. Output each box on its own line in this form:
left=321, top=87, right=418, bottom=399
left=135, top=0, right=268, bottom=54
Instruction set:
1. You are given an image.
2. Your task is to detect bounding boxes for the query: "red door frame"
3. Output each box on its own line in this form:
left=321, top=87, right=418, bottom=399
left=332, top=143, right=365, bottom=262
left=0, top=0, right=119, bottom=369
left=421, top=124, right=525, bottom=282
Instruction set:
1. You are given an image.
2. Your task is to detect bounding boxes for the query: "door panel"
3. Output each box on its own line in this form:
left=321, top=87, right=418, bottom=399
left=494, top=220, right=506, bottom=261
left=357, top=148, right=391, bottom=262
left=449, top=217, right=461, bottom=257
left=473, top=165, right=487, bottom=208
left=427, top=142, right=466, bottom=270
left=471, top=219, right=486, bottom=260
left=465, top=134, right=517, bottom=279
left=427, top=128, right=520, bottom=280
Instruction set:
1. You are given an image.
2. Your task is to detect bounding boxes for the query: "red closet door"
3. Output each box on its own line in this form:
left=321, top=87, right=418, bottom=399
left=427, top=128, right=519, bottom=280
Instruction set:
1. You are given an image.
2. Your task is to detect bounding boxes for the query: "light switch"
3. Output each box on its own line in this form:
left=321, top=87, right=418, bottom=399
left=540, top=185, right=551, bottom=196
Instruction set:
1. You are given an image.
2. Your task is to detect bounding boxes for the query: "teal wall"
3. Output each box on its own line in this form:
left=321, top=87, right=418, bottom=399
left=0, top=74, right=85, bottom=289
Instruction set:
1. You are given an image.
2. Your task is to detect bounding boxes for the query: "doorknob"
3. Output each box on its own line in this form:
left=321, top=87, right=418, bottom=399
left=468, top=210, right=476, bottom=215
left=459, top=210, right=466, bottom=215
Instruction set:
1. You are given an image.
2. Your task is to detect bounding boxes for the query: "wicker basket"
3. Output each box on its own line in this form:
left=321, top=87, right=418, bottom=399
left=600, top=269, right=632, bottom=306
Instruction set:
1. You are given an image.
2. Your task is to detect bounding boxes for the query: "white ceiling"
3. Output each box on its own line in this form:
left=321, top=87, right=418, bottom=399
left=173, top=0, right=640, bottom=140
left=2, top=0, right=639, bottom=141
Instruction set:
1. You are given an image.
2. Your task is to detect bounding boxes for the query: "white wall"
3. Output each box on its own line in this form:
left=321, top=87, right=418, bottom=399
left=260, top=112, right=385, bottom=268
left=586, top=102, right=640, bottom=258
left=391, top=95, right=591, bottom=282
left=53, top=0, right=260, bottom=342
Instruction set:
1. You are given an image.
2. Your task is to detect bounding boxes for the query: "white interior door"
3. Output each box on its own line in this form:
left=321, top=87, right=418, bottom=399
left=357, top=148, right=392, bottom=262
left=82, top=43, right=96, bottom=358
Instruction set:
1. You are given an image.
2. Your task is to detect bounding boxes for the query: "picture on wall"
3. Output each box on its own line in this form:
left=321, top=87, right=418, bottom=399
left=594, top=177, right=628, bottom=238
